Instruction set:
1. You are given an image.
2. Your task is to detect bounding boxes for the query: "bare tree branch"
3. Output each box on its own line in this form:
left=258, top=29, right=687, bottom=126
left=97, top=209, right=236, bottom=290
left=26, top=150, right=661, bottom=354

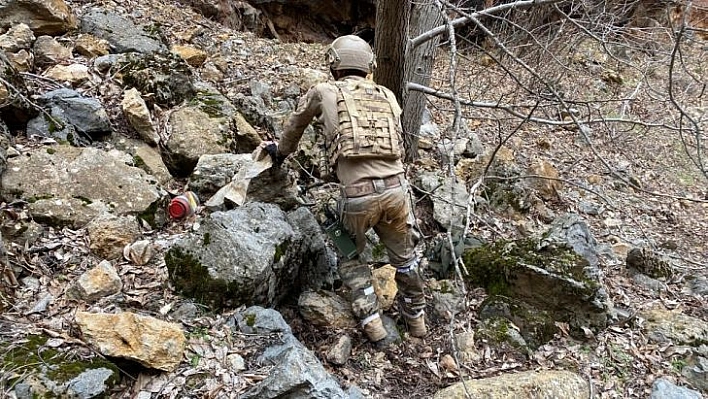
left=410, top=0, right=566, bottom=49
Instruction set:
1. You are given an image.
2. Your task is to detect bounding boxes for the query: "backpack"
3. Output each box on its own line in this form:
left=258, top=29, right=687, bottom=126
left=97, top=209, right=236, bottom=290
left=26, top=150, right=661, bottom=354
left=326, top=79, right=404, bottom=166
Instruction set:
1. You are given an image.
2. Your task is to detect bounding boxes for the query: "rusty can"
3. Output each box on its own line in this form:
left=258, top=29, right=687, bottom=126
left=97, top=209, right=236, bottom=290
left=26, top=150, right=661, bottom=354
left=168, top=191, right=199, bottom=219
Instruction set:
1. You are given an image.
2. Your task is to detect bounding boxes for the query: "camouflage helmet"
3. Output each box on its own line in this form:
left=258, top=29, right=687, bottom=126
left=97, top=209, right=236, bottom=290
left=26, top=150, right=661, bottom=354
left=325, top=35, right=376, bottom=74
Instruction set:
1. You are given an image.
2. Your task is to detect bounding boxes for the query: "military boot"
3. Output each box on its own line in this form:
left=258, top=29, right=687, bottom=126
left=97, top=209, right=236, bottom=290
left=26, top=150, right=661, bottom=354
left=363, top=316, right=388, bottom=342
left=405, top=315, right=427, bottom=338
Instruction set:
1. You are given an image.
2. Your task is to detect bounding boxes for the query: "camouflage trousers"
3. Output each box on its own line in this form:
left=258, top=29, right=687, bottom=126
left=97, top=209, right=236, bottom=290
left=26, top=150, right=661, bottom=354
left=338, top=177, right=427, bottom=325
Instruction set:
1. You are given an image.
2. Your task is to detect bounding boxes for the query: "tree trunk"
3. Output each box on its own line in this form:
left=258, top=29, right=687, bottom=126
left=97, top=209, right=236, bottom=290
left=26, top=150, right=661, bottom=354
left=402, top=2, right=443, bottom=161
left=373, top=0, right=410, bottom=106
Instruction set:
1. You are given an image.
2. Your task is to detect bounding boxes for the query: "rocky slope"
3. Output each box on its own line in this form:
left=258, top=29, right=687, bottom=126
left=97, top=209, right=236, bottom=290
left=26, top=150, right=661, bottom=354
left=0, top=0, right=707, bottom=398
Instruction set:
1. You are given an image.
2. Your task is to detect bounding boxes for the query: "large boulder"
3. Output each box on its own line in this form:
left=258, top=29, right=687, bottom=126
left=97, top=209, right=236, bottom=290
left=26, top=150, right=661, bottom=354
left=241, top=334, right=347, bottom=399
left=75, top=311, right=186, bottom=372
left=162, top=106, right=236, bottom=177
left=80, top=9, right=166, bottom=54
left=165, top=203, right=297, bottom=308
left=1, top=146, right=164, bottom=227
left=641, top=307, right=708, bottom=346
left=166, top=204, right=334, bottom=309
left=228, top=306, right=349, bottom=398
left=120, top=52, right=195, bottom=108
left=26, top=88, right=111, bottom=145
left=434, top=370, right=589, bottom=399
left=463, top=214, right=614, bottom=342
left=0, top=0, right=77, bottom=36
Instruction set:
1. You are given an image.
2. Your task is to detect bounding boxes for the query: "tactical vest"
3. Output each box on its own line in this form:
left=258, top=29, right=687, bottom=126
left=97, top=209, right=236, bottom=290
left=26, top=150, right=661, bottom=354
left=326, top=79, right=404, bottom=166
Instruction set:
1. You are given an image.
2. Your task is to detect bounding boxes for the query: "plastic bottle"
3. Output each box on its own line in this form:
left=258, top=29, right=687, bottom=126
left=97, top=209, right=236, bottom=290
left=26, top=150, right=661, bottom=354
left=168, top=191, right=199, bottom=219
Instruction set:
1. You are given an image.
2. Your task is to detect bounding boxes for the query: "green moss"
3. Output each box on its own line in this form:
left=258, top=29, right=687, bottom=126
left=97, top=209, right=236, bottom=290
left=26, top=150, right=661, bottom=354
left=165, top=247, right=248, bottom=310
left=480, top=295, right=558, bottom=348
left=47, top=357, right=120, bottom=386
left=46, top=148, right=56, bottom=155
left=462, top=238, right=593, bottom=294
left=371, top=242, right=387, bottom=259
left=202, top=232, right=211, bottom=247
left=245, top=313, right=256, bottom=327
left=132, top=155, right=147, bottom=170
left=1, top=334, right=120, bottom=391
left=192, top=93, right=228, bottom=118
left=273, top=242, right=289, bottom=263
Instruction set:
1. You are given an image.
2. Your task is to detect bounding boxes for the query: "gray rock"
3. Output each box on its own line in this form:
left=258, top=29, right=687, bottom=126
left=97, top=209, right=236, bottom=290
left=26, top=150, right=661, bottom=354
left=476, top=316, right=529, bottom=352
left=465, top=214, right=614, bottom=339
left=165, top=203, right=299, bottom=309
left=347, top=386, right=367, bottom=399
left=687, top=276, right=708, bottom=295
left=93, top=53, right=128, bottom=73
left=80, top=9, right=166, bottom=54
left=188, top=153, right=251, bottom=198
left=642, top=307, right=708, bottom=346
left=578, top=200, right=603, bottom=216
left=418, top=107, right=439, bottom=138
left=170, top=301, right=201, bottom=322
left=326, top=335, right=352, bottom=366
left=243, top=334, right=347, bottom=399
left=1, top=146, right=164, bottom=224
left=13, top=382, right=32, bottom=399
left=66, top=368, right=115, bottom=399
left=249, top=80, right=272, bottom=106
left=650, top=378, right=702, bottom=399
left=26, top=88, right=111, bottom=144
left=682, top=356, right=708, bottom=393
left=231, top=306, right=292, bottom=334
left=633, top=272, right=667, bottom=293
left=286, top=207, right=338, bottom=289
left=120, top=52, right=195, bottom=107
left=478, top=296, right=555, bottom=349
left=429, top=280, right=466, bottom=322
left=539, top=213, right=601, bottom=267
left=162, top=106, right=235, bottom=177
left=415, top=172, right=469, bottom=234
left=28, top=196, right=109, bottom=229
left=627, top=247, right=673, bottom=279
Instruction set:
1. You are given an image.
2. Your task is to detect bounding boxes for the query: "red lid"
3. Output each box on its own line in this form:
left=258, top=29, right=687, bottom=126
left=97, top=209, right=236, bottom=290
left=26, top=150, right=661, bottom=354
left=168, top=197, right=190, bottom=219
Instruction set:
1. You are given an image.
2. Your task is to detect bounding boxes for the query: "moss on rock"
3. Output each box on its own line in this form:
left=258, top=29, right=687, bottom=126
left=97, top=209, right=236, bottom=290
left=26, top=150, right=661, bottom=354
left=165, top=247, right=248, bottom=310
left=1, top=334, right=120, bottom=396
left=462, top=237, right=594, bottom=294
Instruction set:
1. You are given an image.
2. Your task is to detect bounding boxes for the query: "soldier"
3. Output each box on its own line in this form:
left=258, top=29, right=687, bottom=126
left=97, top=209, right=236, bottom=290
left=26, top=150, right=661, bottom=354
left=264, top=35, right=427, bottom=342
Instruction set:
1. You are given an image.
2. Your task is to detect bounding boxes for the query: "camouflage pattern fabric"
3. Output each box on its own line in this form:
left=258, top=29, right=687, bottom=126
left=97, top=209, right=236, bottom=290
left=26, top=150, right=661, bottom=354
left=338, top=181, right=427, bottom=320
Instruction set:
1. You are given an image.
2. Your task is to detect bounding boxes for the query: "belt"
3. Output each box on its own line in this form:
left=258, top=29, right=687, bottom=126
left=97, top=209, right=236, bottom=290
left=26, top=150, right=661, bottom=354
left=342, top=174, right=403, bottom=198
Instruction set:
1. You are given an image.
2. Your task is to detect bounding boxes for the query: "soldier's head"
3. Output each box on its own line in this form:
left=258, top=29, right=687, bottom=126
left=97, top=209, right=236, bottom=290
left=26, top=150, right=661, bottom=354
left=325, top=35, right=375, bottom=79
